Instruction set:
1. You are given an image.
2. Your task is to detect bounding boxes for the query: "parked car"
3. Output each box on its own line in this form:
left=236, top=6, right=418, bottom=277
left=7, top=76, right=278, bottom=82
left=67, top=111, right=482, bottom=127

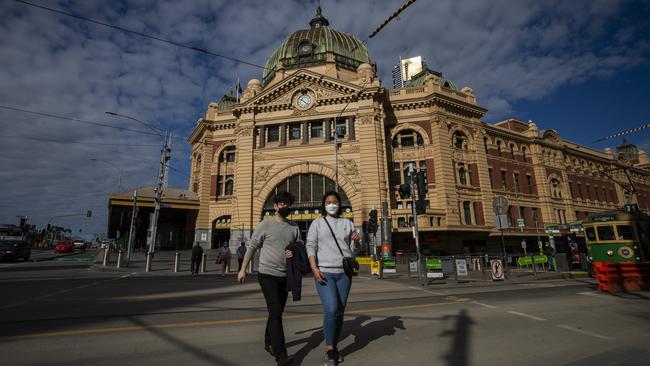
left=0, top=240, right=31, bottom=261
left=73, top=240, right=86, bottom=250
left=53, top=241, right=74, bottom=253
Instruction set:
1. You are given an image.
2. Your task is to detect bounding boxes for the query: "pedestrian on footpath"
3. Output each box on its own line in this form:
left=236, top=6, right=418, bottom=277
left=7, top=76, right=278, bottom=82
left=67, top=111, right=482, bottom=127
left=306, top=191, right=360, bottom=366
left=191, top=242, right=203, bottom=275
left=237, top=191, right=301, bottom=366
left=217, top=244, right=231, bottom=276
left=237, top=241, right=247, bottom=272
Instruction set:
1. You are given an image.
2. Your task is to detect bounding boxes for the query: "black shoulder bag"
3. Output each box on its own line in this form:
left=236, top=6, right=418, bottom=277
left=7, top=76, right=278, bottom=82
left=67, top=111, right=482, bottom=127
left=323, top=217, right=359, bottom=277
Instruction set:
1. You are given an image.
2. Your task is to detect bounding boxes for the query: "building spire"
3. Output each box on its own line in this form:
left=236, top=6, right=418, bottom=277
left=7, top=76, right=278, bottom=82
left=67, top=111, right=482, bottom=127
left=310, top=0, right=330, bottom=28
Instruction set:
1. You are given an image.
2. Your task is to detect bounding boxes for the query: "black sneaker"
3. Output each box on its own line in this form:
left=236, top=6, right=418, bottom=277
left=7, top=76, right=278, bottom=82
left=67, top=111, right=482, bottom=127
left=265, top=344, right=274, bottom=357
left=324, top=350, right=337, bottom=366
left=276, top=353, right=294, bottom=366
left=333, top=348, right=344, bottom=363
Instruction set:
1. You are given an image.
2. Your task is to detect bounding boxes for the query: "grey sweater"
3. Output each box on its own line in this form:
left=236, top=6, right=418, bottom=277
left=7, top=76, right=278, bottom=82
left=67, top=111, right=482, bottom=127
left=306, top=216, right=356, bottom=274
left=244, top=219, right=302, bottom=277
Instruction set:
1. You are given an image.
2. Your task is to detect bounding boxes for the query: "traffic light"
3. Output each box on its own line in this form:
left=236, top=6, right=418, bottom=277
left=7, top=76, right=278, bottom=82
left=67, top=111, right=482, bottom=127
left=86, top=210, right=92, bottom=218
left=398, top=183, right=411, bottom=199
left=417, top=171, right=427, bottom=200
left=368, top=209, right=378, bottom=234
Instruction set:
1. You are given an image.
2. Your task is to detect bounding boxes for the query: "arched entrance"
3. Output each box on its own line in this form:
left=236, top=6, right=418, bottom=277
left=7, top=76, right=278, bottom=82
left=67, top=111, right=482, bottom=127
left=262, top=173, right=353, bottom=239
left=211, top=215, right=231, bottom=249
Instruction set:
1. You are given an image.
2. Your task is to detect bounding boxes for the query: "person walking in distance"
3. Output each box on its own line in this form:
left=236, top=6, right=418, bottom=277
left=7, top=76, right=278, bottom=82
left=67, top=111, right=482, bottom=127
left=237, top=241, right=247, bottom=272
left=306, top=191, right=360, bottom=366
left=190, top=242, right=203, bottom=275
left=218, top=244, right=231, bottom=276
left=238, top=191, right=301, bottom=366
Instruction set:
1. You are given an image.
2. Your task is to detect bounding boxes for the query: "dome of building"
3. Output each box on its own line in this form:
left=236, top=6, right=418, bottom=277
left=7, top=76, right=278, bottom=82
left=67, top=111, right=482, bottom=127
left=262, top=5, right=372, bottom=85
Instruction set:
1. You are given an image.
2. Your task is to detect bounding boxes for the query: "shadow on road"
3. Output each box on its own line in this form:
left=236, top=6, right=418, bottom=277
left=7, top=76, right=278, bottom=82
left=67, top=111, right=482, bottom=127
left=288, top=315, right=406, bottom=365
left=439, top=309, right=475, bottom=366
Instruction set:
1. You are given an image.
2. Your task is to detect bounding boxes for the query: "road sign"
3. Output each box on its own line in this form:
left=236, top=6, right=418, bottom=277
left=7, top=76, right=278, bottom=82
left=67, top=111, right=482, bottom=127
left=495, top=214, right=509, bottom=229
left=521, top=240, right=527, bottom=249
left=517, top=218, right=525, bottom=228
left=491, top=259, right=505, bottom=280
left=455, top=259, right=468, bottom=276
left=492, top=196, right=509, bottom=215
left=409, top=260, right=417, bottom=273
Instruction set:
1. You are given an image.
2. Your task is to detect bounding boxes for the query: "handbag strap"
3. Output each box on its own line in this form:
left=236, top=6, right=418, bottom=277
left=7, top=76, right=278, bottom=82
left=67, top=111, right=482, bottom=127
left=322, top=217, right=345, bottom=257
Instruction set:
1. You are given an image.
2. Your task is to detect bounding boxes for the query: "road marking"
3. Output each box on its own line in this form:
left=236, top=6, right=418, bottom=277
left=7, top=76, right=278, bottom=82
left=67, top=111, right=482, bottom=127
left=506, top=311, right=547, bottom=321
left=0, top=300, right=463, bottom=342
left=556, top=324, right=614, bottom=341
left=577, top=291, right=615, bottom=299
left=408, top=286, right=445, bottom=296
left=472, top=301, right=497, bottom=309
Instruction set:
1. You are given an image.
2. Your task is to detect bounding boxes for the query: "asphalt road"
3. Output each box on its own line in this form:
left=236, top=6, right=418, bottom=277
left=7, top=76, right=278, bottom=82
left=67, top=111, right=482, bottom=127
left=1, top=260, right=649, bottom=366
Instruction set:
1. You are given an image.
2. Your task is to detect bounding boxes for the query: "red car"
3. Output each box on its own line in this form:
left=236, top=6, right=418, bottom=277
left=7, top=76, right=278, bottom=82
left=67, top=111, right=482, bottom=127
left=53, top=241, right=74, bottom=253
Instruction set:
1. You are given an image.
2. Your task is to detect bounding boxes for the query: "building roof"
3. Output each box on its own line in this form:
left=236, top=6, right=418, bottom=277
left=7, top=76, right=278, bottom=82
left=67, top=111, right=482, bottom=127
left=407, top=67, right=458, bottom=91
left=262, top=5, right=371, bottom=85
left=113, top=187, right=198, bottom=202
left=217, top=91, right=237, bottom=111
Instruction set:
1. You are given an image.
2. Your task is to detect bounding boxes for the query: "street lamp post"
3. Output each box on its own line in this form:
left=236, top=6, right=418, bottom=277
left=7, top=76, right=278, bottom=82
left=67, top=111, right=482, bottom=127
left=105, top=112, right=170, bottom=272
left=89, top=158, right=123, bottom=194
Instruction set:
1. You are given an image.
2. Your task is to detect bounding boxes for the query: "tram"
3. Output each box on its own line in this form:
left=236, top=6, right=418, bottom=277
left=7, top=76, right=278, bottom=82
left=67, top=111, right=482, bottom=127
left=583, top=207, right=650, bottom=263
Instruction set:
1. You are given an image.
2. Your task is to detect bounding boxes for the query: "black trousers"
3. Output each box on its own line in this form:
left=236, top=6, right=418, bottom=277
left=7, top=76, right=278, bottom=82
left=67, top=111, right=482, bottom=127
left=258, top=273, right=288, bottom=359
left=190, top=257, right=200, bottom=273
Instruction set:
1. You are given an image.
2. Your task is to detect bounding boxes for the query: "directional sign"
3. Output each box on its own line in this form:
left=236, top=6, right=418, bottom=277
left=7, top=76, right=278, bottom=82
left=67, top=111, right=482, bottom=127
left=492, top=196, right=509, bottom=215
left=491, top=259, right=505, bottom=281
left=455, top=259, right=468, bottom=276
left=517, top=218, right=525, bottom=228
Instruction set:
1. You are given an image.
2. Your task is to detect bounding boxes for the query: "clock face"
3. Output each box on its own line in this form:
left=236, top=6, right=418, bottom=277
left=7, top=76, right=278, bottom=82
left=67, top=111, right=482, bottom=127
left=300, top=44, right=312, bottom=53
left=297, top=93, right=312, bottom=109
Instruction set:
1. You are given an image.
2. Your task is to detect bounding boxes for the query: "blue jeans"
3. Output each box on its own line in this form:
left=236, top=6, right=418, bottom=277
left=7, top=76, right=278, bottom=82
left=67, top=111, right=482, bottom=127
left=315, top=272, right=352, bottom=346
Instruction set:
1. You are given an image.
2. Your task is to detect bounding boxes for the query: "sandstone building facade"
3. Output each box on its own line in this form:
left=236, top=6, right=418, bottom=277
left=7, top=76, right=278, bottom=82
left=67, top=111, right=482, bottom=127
left=188, top=8, right=650, bottom=256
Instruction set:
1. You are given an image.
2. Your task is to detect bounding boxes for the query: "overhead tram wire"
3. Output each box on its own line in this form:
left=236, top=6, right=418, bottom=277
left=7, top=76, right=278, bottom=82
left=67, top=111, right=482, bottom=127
left=593, top=123, right=650, bottom=143
left=14, top=0, right=268, bottom=72
left=369, top=0, right=418, bottom=39
left=0, top=133, right=162, bottom=147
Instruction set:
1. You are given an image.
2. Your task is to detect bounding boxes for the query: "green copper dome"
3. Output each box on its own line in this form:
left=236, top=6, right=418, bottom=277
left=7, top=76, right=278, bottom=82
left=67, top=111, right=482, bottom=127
left=262, top=5, right=371, bottom=85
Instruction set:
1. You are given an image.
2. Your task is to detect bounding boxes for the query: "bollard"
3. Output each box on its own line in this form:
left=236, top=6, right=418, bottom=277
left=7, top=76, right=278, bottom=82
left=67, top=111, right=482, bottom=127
left=102, top=248, right=109, bottom=266
left=200, top=253, right=207, bottom=273
left=116, top=250, right=123, bottom=268
left=145, top=252, right=152, bottom=272
left=174, top=252, right=180, bottom=273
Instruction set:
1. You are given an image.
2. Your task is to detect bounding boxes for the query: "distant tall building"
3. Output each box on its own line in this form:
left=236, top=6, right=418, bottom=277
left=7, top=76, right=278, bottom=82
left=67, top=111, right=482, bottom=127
left=392, top=56, right=425, bottom=88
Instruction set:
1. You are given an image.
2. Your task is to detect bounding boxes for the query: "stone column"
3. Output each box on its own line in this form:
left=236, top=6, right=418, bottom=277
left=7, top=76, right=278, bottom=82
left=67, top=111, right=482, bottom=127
left=302, top=121, right=309, bottom=144
left=324, top=119, right=331, bottom=142
left=279, top=124, right=286, bottom=146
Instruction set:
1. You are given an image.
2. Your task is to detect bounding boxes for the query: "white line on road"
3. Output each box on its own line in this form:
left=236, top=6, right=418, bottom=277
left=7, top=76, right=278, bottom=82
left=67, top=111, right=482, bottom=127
left=408, top=286, right=445, bottom=296
left=577, top=291, right=616, bottom=299
left=507, top=310, right=547, bottom=321
left=472, top=301, right=497, bottom=309
left=556, top=324, right=614, bottom=341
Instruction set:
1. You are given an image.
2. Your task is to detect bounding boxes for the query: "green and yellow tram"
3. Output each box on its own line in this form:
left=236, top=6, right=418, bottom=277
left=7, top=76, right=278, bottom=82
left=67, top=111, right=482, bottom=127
left=583, top=210, right=650, bottom=263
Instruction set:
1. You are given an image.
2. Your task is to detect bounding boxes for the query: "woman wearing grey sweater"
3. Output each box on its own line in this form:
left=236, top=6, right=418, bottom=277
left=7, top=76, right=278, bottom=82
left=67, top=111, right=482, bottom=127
left=306, top=191, right=360, bottom=366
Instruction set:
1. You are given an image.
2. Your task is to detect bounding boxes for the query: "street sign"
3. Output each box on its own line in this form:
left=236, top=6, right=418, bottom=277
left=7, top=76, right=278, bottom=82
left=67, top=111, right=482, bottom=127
left=409, top=260, right=417, bottom=273
left=382, top=258, right=397, bottom=273
left=371, top=260, right=380, bottom=276
left=455, top=259, right=468, bottom=276
left=495, top=214, right=509, bottom=229
left=521, top=240, right=527, bottom=249
left=492, top=196, right=509, bottom=215
left=491, top=259, right=505, bottom=280
left=517, top=218, right=525, bottom=228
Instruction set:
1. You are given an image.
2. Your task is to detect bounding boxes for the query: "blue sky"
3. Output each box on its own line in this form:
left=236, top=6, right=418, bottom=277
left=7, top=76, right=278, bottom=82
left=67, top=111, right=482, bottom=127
left=1, top=0, right=649, bottom=237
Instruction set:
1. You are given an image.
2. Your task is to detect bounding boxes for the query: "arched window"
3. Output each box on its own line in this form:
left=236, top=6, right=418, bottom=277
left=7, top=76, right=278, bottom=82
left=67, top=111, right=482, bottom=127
left=392, top=129, right=424, bottom=148
left=550, top=178, right=562, bottom=198
left=224, top=176, right=234, bottom=196
left=509, top=143, right=516, bottom=159
left=521, top=146, right=527, bottom=161
left=496, top=141, right=503, bottom=157
left=219, top=146, right=236, bottom=163
left=452, top=131, right=468, bottom=150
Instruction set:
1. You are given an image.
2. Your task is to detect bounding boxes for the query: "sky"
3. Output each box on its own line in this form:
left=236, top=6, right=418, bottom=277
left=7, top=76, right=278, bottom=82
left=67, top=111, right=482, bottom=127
left=1, top=0, right=649, bottom=237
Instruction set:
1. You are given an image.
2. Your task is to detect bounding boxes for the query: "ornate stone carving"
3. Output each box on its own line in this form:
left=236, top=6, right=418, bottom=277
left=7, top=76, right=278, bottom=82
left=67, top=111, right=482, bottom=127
left=234, top=126, right=253, bottom=137
left=313, top=87, right=338, bottom=99
left=340, top=159, right=359, bottom=176
left=358, top=115, right=374, bottom=125
left=254, top=164, right=274, bottom=185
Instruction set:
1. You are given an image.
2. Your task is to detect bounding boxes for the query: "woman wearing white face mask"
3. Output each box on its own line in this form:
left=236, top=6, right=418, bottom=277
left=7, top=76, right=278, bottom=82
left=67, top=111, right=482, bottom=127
left=306, top=191, right=360, bottom=365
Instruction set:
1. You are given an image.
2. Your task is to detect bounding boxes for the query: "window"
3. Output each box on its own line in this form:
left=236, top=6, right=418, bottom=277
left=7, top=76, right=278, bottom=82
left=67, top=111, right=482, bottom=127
left=484, top=137, right=489, bottom=154
left=617, top=225, right=634, bottom=240
left=585, top=227, right=596, bottom=241
left=488, top=168, right=494, bottom=188
left=497, top=141, right=503, bottom=156
left=224, top=175, right=234, bottom=196
left=568, top=181, right=574, bottom=198
left=514, top=173, right=520, bottom=192
left=597, top=226, right=615, bottom=241
left=602, top=187, right=607, bottom=202
left=267, top=125, right=279, bottom=142
left=334, top=118, right=346, bottom=139
left=452, top=131, right=468, bottom=150
left=522, top=146, right=527, bottom=161
left=311, top=121, right=323, bottom=138
left=501, top=170, right=507, bottom=190
left=519, top=206, right=526, bottom=226
left=586, top=184, right=592, bottom=200
left=463, top=201, right=472, bottom=225
left=577, top=183, right=583, bottom=199
left=526, top=175, right=533, bottom=194
left=458, top=164, right=467, bottom=185
left=398, top=217, right=407, bottom=227
left=509, top=144, right=516, bottom=159
left=288, top=124, right=301, bottom=140
left=216, top=176, right=223, bottom=198
left=392, top=129, right=424, bottom=148
left=402, top=161, right=416, bottom=184
left=219, top=146, right=236, bottom=162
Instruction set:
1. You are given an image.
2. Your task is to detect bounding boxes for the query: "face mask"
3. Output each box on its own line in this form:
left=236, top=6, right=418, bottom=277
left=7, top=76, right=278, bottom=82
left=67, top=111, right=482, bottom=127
left=277, top=206, right=291, bottom=218
left=325, top=204, right=339, bottom=216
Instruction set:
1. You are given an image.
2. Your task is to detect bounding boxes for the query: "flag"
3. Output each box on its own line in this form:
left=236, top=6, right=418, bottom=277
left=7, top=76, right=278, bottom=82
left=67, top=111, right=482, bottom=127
left=235, top=77, right=242, bottom=103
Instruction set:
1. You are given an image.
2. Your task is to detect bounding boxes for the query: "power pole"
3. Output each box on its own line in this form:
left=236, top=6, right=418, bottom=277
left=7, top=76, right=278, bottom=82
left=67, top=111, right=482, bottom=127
left=147, top=131, right=171, bottom=271
left=408, top=164, right=423, bottom=285
left=126, top=190, right=138, bottom=262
